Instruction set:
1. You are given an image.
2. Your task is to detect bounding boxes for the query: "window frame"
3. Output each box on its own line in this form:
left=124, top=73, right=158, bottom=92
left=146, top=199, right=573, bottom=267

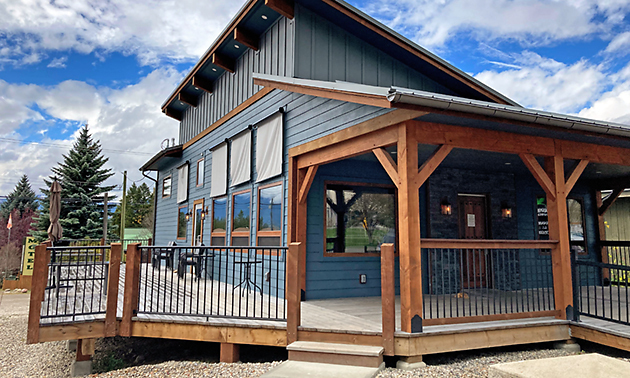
left=231, top=188, right=252, bottom=247
left=177, top=205, right=188, bottom=241
left=257, top=181, right=283, bottom=254
left=162, top=175, right=172, bottom=198
left=196, top=158, right=205, bottom=187
left=210, top=196, right=227, bottom=246
left=567, top=196, right=588, bottom=256
left=323, top=180, right=398, bottom=258
left=192, top=198, right=205, bottom=245
left=535, top=195, right=588, bottom=256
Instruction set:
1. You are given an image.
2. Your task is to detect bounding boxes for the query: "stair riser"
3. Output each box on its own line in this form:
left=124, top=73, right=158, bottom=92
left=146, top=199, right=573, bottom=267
left=288, top=350, right=383, bottom=368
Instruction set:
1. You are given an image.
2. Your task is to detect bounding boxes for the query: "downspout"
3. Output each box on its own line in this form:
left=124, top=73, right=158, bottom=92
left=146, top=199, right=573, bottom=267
left=142, top=170, right=158, bottom=244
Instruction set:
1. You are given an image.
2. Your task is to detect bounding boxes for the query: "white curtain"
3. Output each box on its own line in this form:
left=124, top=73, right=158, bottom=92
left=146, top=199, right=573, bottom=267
left=210, top=143, right=228, bottom=197
left=230, top=130, right=251, bottom=187
left=256, top=113, right=283, bottom=182
left=177, top=163, right=189, bottom=203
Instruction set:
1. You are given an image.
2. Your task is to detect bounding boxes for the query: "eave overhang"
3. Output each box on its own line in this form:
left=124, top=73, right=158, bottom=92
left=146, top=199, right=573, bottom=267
left=140, top=145, right=184, bottom=172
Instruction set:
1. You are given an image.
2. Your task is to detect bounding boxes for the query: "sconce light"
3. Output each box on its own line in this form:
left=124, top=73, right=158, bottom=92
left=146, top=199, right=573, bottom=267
left=440, top=198, right=452, bottom=215
left=501, top=203, right=513, bottom=218
left=185, top=210, right=193, bottom=222
left=200, top=206, right=209, bottom=221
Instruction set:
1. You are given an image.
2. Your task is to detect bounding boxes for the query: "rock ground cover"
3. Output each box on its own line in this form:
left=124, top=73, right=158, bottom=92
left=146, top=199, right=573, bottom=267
left=2, top=292, right=630, bottom=377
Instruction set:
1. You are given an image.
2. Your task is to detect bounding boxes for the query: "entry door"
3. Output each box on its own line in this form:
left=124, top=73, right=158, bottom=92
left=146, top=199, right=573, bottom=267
left=458, top=195, right=489, bottom=288
left=192, top=201, right=204, bottom=246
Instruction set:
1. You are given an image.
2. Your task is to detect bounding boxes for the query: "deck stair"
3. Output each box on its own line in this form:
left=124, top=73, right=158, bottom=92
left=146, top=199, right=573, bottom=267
left=287, top=341, right=384, bottom=368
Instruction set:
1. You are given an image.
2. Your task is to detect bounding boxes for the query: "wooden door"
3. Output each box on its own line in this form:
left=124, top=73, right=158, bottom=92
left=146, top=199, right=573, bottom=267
left=458, top=195, right=489, bottom=288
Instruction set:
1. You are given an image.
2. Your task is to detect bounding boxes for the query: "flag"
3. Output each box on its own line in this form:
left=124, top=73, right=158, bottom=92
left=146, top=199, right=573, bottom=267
left=7, top=213, right=12, bottom=230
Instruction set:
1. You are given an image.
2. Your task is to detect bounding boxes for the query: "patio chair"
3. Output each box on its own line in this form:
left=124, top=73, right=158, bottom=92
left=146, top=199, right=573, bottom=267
left=177, top=244, right=213, bottom=280
left=151, top=241, right=176, bottom=270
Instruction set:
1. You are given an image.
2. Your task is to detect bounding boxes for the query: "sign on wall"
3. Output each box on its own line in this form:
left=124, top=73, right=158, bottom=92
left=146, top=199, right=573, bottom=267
left=21, top=237, right=37, bottom=276
left=536, top=196, right=549, bottom=239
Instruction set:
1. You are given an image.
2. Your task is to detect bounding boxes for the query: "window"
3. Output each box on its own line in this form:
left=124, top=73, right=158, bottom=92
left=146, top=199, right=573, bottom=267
left=258, top=183, right=282, bottom=247
left=177, top=205, right=188, bottom=240
left=256, top=112, right=283, bottom=182
left=162, top=176, right=172, bottom=198
left=568, top=198, right=587, bottom=255
left=196, top=159, right=205, bottom=187
left=192, top=199, right=204, bottom=245
left=325, top=183, right=396, bottom=255
left=211, top=197, right=227, bottom=246
left=177, top=163, right=189, bottom=203
left=231, top=190, right=251, bottom=246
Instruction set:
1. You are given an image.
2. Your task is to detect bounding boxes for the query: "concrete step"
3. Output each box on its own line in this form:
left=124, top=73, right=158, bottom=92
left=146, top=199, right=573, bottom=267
left=488, top=353, right=630, bottom=378
left=260, top=361, right=383, bottom=378
left=287, top=341, right=384, bottom=368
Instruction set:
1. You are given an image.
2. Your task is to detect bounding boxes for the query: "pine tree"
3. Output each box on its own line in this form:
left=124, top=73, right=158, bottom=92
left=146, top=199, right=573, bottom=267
left=112, top=182, right=154, bottom=230
left=0, top=175, right=38, bottom=219
left=33, top=125, right=116, bottom=240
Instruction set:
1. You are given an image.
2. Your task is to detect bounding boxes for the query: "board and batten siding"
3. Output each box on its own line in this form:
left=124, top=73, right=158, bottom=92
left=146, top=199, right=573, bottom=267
left=179, top=16, right=295, bottom=145
left=294, top=4, right=457, bottom=96
left=604, top=197, right=630, bottom=241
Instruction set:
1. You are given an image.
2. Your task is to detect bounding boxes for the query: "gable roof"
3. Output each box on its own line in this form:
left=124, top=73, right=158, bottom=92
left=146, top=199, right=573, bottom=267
left=161, top=0, right=518, bottom=119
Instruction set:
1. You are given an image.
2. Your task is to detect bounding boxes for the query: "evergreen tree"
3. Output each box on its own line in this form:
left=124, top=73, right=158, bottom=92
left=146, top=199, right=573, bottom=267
left=0, top=175, right=38, bottom=219
left=33, top=125, right=116, bottom=240
left=112, top=182, right=154, bottom=230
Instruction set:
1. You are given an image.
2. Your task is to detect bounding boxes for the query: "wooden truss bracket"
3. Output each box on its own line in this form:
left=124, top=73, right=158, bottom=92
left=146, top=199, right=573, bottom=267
left=298, top=165, right=318, bottom=204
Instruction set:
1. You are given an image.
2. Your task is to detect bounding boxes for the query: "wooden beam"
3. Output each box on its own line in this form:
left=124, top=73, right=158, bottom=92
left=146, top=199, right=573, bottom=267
left=571, top=324, right=630, bottom=353
left=234, top=28, right=259, bottom=51
left=121, top=243, right=141, bottom=337
left=373, top=148, right=399, bottom=187
left=423, top=310, right=561, bottom=326
left=415, top=145, right=452, bottom=189
left=27, top=243, right=49, bottom=344
left=183, top=87, right=273, bottom=150
left=264, top=0, right=294, bottom=19
left=192, top=75, right=213, bottom=94
left=164, top=108, right=183, bottom=121
left=297, top=126, right=398, bottom=169
left=39, top=322, right=107, bottom=342
left=520, top=154, right=556, bottom=200
left=545, top=150, right=572, bottom=319
left=297, top=330, right=381, bottom=346
left=290, top=109, right=427, bottom=157
left=565, top=160, right=589, bottom=193
left=286, top=242, right=301, bottom=344
left=220, top=343, right=240, bottom=363
left=104, top=243, right=121, bottom=337
left=595, top=190, right=610, bottom=280
left=298, top=166, right=318, bottom=204
left=381, top=243, right=396, bottom=355
left=178, top=92, right=198, bottom=107
left=599, top=187, right=624, bottom=216
left=420, top=239, right=558, bottom=250
left=212, top=53, right=235, bottom=73
left=409, top=120, right=630, bottom=167
left=397, top=123, right=423, bottom=333
left=254, top=76, right=392, bottom=109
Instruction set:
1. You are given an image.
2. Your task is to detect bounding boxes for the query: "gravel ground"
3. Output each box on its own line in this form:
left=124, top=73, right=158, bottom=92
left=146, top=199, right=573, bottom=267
left=3, top=292, right=630, bottom=378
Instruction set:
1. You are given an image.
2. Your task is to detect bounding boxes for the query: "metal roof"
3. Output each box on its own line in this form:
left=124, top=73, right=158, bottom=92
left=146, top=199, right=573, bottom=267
left=140, top=145, right=183, bottom=172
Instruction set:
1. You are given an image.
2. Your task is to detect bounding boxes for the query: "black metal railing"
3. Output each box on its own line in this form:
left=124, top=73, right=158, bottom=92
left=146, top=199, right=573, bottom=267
left=601, top=241, right=630, bottom=285
left=137, top=246, right=287, bottom=321
left=41, top=246, right=111, bottom=323
left=573, top=251, right=630, bottom=325
left=423, top=245, right=555, bottom=319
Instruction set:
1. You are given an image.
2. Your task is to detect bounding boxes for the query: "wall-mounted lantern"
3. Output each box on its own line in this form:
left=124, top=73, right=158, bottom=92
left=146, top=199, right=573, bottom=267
left=185, top=210, right=193, bottom=222
left=440, top=198, right=452, bottom=215
left=200, top=206, right=209, bottom=221
left=501, top=202, right=513, bottom=218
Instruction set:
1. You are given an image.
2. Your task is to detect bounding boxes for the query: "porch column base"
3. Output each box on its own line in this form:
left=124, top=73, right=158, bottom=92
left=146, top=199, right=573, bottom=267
left=71, top=360, right=93, bottom=377
left=67, top=339, right=77, bottom=353
left=396, top=355, right=426, bottom=371
left=553, top=339, right=581, bottom=353
left=220, top=342, right=240, bottom=363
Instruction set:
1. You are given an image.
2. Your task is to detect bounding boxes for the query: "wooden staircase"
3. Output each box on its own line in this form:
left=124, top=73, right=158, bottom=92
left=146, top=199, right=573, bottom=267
left=287, top=341, right=384, bottom=368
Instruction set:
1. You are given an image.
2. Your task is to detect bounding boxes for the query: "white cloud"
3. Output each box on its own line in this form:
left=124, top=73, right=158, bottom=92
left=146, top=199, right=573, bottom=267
left=475, top=52, right=607, bottom=113
left=605, top=31, right=630, bottom=55
left=47, top=56, right=67, bottom=68
left=0, top=67, right=184, bottom=193
left=362, top=0, right=630, bottom=48
left=0, top=0, right=242, bottom=67
left=578, top=62, right=630, bottom=124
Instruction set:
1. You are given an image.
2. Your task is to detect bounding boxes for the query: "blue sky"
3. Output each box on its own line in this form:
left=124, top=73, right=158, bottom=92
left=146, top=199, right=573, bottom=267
left=0, top=0, right=630, bottom=195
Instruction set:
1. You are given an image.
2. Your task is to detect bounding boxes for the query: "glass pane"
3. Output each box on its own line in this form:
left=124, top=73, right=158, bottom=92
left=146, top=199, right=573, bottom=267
left=259, top=185, right=282, bottom=231
left=211, top=236, right=225, bottom=246
left=325, top=185, right=396, bottom=253
left=163, top=177, right=172, bottom=197
left=232, top=191, right=251, bottom=232
left=177, top=206, right=187, bottom=239
left=232, top=236, right=249, bottom=246
left=568, top=198, right=586, bottom=254
left=194, top=205, right=203, bottom=244
left=258, top=236, right=281, bottom=247
left=212, top=197, right=227, bottom=232
left=197, top=160, right=205, bottom=185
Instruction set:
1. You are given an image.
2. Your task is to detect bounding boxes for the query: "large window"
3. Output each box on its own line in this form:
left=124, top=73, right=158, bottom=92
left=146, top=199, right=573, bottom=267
left=177, top=205, right=188, bottom=240
left=568, top=198, right=587, bottom=255
left=162, top=176, right=172, bottom=198
left=258, top=183, right=282, bottom=246
left=196, top=159, right=205, bottom=187
left=231, top=190, right=251, bottom=246
left=325, top=183, right=396, bottom=255
left=211, top=197, right=227, bottom=246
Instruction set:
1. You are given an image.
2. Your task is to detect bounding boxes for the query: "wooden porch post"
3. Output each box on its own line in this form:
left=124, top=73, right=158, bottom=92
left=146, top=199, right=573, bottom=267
left=120, top=243, right=141, bottom=337
left=104, top=243, right=122, bottom=337
left=287, top=242, right=301, bottom=344
left=381, top=243, right=396, bottom=354
left=397, top=123, right=423, bottom=333
left=546, top=152, right=573, bottom=319
left=27, top=243, right=50, bottom=344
